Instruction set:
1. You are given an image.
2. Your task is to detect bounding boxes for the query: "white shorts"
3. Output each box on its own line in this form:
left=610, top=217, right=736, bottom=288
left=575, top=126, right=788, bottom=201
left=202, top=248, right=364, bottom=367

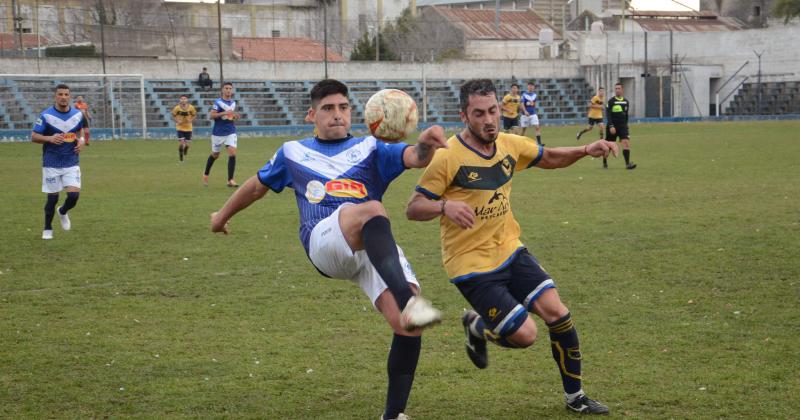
left=42, top=166, right=81, bottom=193
left=520, top=114, right=540, bottom=127
left=211, top=133, right=238, bottom=153
left=308, top=204, right=420, bottom=307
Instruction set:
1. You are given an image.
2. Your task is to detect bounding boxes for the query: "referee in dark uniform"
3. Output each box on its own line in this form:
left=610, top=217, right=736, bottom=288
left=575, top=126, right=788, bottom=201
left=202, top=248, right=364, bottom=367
left=605, top=83, right=636, bottom=170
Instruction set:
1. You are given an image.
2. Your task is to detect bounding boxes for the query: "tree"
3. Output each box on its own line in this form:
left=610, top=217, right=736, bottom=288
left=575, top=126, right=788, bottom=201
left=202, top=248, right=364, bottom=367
left=350, top=31, right=398, bottom=61
left=773, top=0, right=800, bottom=23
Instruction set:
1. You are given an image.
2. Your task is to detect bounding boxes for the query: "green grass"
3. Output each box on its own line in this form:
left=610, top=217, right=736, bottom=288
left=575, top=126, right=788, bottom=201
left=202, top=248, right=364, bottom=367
left=1, top=121, right=798, bottom=419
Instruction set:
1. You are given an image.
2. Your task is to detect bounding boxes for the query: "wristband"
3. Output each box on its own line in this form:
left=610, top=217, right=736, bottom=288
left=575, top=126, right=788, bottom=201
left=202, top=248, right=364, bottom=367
left=583, top=144, right=589, bottom=156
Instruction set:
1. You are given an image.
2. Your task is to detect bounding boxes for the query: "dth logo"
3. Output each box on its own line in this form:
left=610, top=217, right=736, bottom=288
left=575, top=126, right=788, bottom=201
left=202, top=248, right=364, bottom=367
left=325, top=179, right=367, bottom=198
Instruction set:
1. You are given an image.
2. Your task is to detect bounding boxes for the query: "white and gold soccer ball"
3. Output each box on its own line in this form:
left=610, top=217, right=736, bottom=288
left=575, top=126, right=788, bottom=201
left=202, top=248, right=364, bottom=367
left=364, top=89, right=419, bottom=143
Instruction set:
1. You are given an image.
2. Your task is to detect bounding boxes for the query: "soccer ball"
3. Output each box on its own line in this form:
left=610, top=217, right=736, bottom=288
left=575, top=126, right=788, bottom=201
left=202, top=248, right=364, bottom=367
left=364, top=89, right=418, bottom=143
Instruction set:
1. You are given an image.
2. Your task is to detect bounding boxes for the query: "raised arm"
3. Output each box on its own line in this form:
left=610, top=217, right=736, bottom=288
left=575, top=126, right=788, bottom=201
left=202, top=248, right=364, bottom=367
left=402, top=125, right=448, bottom=169
left=211, top=175, right=269, bottom=234
left=536, top=140, right=619, bottom=169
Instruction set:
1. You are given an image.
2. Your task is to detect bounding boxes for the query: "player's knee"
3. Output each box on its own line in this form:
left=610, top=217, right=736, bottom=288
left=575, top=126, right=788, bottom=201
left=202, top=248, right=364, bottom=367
left=360, top=200, right=388, bottom=219
left=211, top=152, right=220, bottom=159
left=509, top=323, right=538, bottom=348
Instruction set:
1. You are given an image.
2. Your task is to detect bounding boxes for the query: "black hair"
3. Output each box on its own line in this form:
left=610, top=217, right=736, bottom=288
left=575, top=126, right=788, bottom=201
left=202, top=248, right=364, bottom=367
left=55, top=83, right=69, bottom=92
left=223, top=82, right=233, bottom=87
left=310, top=79, right=349, bottom=107
left=598, top=86, right=605, bottom=90
left=459, top=79, right=496, bottom=113
left=615, top=82, right=623, bottom=87
left=511, top=83, right=520, bottom=89
left=179, top=94, right=188, bottom=98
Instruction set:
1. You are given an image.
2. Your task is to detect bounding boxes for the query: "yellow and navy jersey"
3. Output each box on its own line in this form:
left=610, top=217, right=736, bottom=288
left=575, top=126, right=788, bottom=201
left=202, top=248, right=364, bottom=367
left=172, top=104, right=197, bottom=131
left=415, top=132, right=543, bottom=282
left=501, top=93, right=521, bottom=118
left=588, top=95, right=604, bottom=119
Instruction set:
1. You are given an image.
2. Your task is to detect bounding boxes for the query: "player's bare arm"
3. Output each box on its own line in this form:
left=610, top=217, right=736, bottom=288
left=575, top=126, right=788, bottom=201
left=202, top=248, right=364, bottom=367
left=73, top=128, right=86, bottom=154
left=32, top=132, right=64, bottom=145
left=403, top=125, right=448, bottom=168
left=211, top=175, right=269, bottom=234
left=406, top=192, right=475, bottom=229
left=536, top=140, right=618, bottom=169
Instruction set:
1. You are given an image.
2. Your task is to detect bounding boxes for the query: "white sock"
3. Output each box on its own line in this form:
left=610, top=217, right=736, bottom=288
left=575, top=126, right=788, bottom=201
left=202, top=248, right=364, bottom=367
left=566, top=389, right=584, bottom=403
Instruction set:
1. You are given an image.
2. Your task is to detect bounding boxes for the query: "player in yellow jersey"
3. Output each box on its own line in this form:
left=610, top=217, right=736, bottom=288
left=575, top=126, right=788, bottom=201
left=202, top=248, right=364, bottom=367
left=576, top=87, right=605, bottom=142
left=500, top=83, right=522, bottom=133
left=171, top=95, right=197, bottom=162
left=406, top=79, right=617, bottom=415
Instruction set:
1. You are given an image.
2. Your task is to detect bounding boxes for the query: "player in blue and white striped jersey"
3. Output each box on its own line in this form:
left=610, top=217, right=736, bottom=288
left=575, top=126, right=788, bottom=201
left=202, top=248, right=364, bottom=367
left=31, top=84, right=87, bottom=240
left=211, top=79, right=448, bottom=420
left=203, top=82, right=240, bottom=187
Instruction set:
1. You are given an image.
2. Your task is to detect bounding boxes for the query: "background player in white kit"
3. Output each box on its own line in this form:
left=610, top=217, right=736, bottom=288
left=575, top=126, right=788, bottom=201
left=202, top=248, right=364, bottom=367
left=520, top=81, right=543, bottom=146
left=203, top=82, right=240, bottom=187
left=31, top=84, right=87, bottom=240
left=210, top=79, right=447, bottom=420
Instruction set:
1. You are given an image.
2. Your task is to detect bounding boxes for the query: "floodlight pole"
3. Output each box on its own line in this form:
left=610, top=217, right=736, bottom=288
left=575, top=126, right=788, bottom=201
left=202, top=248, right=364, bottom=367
left=323, top=4, right=328, bottom=78
left=754, top=50, right=763, bottom=115
left=217, top=0, right=225, bottom=85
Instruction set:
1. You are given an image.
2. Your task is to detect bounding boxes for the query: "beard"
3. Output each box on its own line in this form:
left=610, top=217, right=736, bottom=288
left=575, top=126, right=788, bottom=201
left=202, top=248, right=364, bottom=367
left=467, top=121, right=498, bottom=145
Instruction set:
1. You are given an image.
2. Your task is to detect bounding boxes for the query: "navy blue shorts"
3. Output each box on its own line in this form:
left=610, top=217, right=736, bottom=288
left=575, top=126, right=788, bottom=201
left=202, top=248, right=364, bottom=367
left=177, top=130, right=192, bottom=141
left=455, top=248, right=555, bottom=338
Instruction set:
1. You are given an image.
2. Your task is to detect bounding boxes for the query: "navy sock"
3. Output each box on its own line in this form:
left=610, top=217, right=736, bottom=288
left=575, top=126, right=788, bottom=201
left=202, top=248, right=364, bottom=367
left=227, top=155, right=236, bottom=181
left=44, top=194, right=58, bottom=230
left=179, top=145, right=184, bottom=161
left=204, top=155, right=216, bottom=175
left=60, top=192, right=79, bottom=214
left=362, top=216, right=414, bottom=310
left=623, top=149, right=631, bottom=165
left=536, top=135, right=542, bottom=145
left=384, top=334, right=421, bottom=420
left=547, top=313, right=582, bottom=395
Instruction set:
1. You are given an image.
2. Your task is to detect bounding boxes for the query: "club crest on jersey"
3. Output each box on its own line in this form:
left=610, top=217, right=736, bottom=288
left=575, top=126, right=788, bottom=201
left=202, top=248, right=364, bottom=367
left=305, top=180, right=326, bottom=204
left=325, top=179, right=367, bottom=199
left=63, top=132, right=77, bottom=143
left=346, top=149, right=362, bottom=163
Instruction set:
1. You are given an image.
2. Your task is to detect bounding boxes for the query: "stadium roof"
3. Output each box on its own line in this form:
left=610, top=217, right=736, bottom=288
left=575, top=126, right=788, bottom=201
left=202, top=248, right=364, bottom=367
left=232, top=37, right=346, bottom=62
left=629, top=10, right=746, bottom=31
left=427, top=7, right=560, bottom=40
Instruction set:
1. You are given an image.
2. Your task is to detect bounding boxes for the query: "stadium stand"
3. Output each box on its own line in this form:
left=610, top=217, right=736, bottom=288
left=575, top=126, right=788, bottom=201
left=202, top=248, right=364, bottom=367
left=726, top=81, right=800, bottom=115
left=1, top=76, right=605, bottom=132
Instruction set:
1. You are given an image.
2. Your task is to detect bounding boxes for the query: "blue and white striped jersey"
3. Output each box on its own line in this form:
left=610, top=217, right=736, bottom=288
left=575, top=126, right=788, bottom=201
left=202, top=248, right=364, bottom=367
left=212, top=98, right=237, bottom=136
left=257, top=135, right=409, bottom=254
left=32, top=106, right=85, bottom=168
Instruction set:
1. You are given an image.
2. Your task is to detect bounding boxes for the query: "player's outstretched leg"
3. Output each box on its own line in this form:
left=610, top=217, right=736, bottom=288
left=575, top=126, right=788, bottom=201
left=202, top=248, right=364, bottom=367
left=345, top=202, right=441, bottom=330
left=547, top=312, right=609, bottom=415
left=462, top=310, right=489, bottom=369
left=43, top=193, right=58, bottom=239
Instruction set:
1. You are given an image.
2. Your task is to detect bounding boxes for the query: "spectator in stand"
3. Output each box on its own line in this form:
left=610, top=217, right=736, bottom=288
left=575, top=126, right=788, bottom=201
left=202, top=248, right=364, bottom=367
left=198, top=67, right=213, bottom=90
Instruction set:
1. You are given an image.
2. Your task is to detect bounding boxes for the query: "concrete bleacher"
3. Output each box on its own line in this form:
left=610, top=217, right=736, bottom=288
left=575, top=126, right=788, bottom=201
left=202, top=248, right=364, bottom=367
left=726, top=81, right=800, bottom=115
left=0, top=76, right=601, bottom=134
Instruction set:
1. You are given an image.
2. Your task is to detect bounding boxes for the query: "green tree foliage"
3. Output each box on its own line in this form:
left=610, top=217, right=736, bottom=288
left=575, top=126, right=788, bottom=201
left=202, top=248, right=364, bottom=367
left=773, top=0, right=800, bottom=23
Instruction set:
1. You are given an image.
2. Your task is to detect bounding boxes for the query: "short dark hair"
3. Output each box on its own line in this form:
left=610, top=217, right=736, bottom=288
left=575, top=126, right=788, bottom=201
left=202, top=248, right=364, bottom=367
left=459, top=79, right=496, bottom=113
left=223, top=82, right=233, bottom=87
left=179, top=94, right=188, bottom=98
left=598, top=86, right=605, bottom=90
left=528, top=81, right=535, bottom=85
left=202, top=67, right=207, bottom=71
left=310, top=79, right=349, bottom=107
left=511, top=83, right=520, bottom=89
left=55, top=83, right=69, bottom=92
left=615, top=82, right=623, bottom=87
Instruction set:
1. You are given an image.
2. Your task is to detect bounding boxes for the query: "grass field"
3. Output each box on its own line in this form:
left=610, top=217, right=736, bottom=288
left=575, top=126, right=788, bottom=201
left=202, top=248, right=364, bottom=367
left=1, top=120, right=798, bottom=419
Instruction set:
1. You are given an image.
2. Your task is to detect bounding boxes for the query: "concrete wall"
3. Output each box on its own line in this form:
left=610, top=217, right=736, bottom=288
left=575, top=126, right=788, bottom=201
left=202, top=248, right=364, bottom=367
left=465, top=40, right=560, bottom=60
left=576, top=25, right=800, bottom=117
left=0, top=57, right=583, bottom=81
